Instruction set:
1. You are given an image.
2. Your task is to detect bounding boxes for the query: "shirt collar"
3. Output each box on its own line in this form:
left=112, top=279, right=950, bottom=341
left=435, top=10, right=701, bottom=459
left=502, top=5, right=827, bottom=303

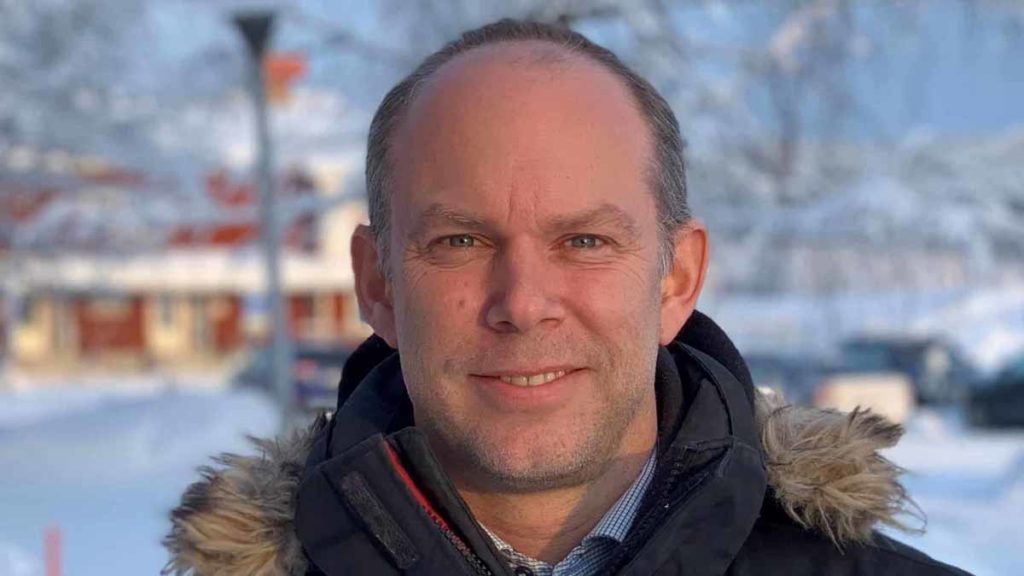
left=482, top=447, right=658, bottom=553
left=585, top=447, right=658, bottom=544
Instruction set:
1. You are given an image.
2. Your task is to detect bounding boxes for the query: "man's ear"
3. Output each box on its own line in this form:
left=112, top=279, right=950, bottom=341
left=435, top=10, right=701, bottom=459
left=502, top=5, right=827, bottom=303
left=351, top=224, right=398, bottom=347
left=659, top=219, right=709, bottom=345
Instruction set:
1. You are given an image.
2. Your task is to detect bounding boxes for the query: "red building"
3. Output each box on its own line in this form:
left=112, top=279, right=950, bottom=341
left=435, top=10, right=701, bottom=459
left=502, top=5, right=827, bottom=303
left=4, top=159, right=367, bottom=372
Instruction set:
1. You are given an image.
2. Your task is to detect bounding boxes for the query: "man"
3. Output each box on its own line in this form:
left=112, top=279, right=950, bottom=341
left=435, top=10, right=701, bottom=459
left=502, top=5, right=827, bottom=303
left=164, top=19, right=969, bottom=576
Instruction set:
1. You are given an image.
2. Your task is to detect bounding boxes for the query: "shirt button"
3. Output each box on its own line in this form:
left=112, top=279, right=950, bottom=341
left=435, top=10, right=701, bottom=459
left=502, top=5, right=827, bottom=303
left=513, top=567, right=534, bottom=576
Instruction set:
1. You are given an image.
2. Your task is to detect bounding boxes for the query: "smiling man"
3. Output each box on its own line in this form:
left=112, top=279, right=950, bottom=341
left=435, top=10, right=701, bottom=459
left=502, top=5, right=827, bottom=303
left=165, top=19, right=969, bottom=576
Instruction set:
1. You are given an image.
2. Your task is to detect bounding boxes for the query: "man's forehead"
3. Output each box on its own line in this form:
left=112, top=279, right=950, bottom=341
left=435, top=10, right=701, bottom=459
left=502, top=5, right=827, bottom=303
left=386, top=39, right=657, bottom=239
left=390, top=41, right=651, bottom=168
left=401, top=40, right=645, bottom=139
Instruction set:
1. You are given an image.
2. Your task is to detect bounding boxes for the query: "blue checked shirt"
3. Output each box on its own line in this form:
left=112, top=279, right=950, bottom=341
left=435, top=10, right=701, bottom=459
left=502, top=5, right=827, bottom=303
left=481, top=449, right=657, bottom=576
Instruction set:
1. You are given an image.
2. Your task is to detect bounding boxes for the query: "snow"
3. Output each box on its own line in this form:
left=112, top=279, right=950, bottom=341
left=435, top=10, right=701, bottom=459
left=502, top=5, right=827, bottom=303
left=884, top=410, right=1024, bottom=576
left=768, top=0, right=840, bottom=73
left=705, top=284, right=1024, bottom=374
left=0, top=543, right=39, bottom=576
left=0, top=383, right=279, bottom=576
left=1, top=381, right=1022, bottom=575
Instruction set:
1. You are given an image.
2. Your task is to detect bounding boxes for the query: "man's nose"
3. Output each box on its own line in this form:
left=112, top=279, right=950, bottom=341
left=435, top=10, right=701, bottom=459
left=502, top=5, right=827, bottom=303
left=483, top=244, right=565, bottom=334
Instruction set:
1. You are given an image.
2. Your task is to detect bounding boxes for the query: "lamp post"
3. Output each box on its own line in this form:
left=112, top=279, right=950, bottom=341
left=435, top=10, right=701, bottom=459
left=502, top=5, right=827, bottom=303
left=233, top=12, right=293, bottom=430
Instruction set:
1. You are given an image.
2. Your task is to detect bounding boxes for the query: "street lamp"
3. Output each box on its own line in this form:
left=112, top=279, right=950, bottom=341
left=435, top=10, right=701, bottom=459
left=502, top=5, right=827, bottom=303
left=233, top=11, right=294, bottom=429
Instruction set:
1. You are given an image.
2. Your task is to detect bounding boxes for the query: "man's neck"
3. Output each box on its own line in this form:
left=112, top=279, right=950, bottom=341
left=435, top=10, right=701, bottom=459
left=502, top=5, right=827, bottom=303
left=457, top=441, right=656, bottom=565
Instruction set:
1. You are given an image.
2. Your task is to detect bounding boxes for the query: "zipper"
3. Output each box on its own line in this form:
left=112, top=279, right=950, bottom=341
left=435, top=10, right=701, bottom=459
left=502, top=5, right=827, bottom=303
left=410, top=483, right=493, bottom=576
left=604, top=447, right=718, bottom=574
left=384, top=441, right=497, bottom=575
left=435, top=520, right=495, bottom=576
left=625, top=449, right=694, bottom=545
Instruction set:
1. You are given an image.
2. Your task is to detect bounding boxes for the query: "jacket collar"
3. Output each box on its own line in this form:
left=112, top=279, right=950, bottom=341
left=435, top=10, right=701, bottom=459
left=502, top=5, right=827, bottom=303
left=290, top=333, right=766, bottom=576
left=603, top=340, right=765, bottom=575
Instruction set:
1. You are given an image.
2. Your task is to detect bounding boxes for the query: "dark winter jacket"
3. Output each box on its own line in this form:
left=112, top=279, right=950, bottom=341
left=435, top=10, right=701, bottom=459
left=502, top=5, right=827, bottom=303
left=163, top=311, right=970, bottom=576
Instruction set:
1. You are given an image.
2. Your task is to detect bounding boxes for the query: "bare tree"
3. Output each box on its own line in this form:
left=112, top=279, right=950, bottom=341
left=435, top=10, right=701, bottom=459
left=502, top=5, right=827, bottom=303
left=0, top=0, right=156, bottom=158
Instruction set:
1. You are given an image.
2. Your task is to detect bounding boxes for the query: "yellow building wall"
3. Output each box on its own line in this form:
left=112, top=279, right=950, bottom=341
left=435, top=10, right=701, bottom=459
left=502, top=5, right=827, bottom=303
left=12, top=297, right=54, bottom=362
left=145, top=295, right=195, bottom=360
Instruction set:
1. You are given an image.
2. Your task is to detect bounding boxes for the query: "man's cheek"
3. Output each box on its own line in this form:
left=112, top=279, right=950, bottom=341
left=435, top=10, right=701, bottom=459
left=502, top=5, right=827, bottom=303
left=571, top=276, right=651, bottom=319
left=402, top=282, right=478, bottom=337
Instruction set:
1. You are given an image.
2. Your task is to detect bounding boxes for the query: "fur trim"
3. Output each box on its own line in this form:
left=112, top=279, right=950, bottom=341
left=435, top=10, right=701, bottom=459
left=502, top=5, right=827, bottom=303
left=161, top=413, right=329, bottom=576
left=163, top=397, right=922, bottom=573
left=757, top=390, right=923, bottom=548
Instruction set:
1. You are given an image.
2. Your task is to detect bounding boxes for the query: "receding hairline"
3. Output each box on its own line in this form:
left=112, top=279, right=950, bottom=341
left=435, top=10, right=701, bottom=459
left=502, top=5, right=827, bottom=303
left=365, top=24, right=689, bottom=277
left=392, top=39, right=654, bottom=152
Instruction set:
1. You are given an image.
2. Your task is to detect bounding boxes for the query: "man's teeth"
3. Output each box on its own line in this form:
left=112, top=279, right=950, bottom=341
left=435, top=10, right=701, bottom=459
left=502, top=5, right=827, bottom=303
left=499, top=370, right=567, bottom=387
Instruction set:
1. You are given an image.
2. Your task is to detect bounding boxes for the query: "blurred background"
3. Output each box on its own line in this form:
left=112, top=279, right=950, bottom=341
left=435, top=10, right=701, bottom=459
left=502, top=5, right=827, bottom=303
left=1, top=0, right=1022, bottom=574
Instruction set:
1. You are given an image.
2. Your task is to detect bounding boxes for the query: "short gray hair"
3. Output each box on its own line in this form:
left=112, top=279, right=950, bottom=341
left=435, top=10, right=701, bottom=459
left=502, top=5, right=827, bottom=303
left=365, top=18, right=690, bottom=276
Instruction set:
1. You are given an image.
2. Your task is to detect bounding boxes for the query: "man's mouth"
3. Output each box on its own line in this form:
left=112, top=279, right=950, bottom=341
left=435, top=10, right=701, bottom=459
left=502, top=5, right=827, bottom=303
left=469, top=367, right=584, bottom=407
left=472, top=367, right=578, bottom=387
left=496, top=370, right=568, bottom=387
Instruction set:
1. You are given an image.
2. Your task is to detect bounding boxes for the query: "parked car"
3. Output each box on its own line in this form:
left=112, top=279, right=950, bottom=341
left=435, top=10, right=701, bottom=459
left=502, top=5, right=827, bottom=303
left=839, top=336, right=977, bottom=405
left=968, top=355, right=1024, bottom=428
left=744, top=353, right=832, bottom=405
left=813, top=371, right=916, bottom=424
left=232, top=343, right=355, bottom=411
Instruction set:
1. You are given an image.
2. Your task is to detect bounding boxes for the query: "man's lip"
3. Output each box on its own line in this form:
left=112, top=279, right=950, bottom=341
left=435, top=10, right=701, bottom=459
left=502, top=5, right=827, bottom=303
left=471, top=366, right=581, bottom=378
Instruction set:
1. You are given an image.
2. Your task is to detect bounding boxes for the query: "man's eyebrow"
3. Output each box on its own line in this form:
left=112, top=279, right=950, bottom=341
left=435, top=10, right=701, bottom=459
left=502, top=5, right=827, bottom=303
left=408, top=202, right=642, bottom=240
left=409, top=203, right=490, bottom=239
left=545, top=204, right=642, bottom=240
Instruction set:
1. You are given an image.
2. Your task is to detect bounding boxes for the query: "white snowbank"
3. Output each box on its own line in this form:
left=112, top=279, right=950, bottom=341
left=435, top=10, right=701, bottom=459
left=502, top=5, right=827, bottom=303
left=0, top=542, right=40, bottom=576
left=885, top=409, right=1024, bottom=576
left=0, top=385, right=279, bottom=575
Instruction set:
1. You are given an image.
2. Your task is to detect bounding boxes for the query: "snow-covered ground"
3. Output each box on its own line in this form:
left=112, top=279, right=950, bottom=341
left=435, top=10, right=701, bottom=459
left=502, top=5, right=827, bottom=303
left=0, top=382, right=279, bottom=576
left=883, top=410, right=1024, bottom=575
left=0, top=382, right=1021, bottom=575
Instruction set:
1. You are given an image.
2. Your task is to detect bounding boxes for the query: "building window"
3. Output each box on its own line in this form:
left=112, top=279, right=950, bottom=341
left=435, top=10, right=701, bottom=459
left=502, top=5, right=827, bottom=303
left=18, top=295, right=37, bottom=326
left=158, top=294, right=174, bottom=327
left=192, top=296, right=210, bottom=349
left=54, top=296, right=75, bottom=352
left=290, top=294, right=316, bottom=337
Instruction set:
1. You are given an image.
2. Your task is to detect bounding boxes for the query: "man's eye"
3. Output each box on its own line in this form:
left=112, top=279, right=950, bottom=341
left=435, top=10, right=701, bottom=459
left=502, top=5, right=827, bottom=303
left=566, top=235, right=604, bottom=249
left=446, top=235, right=477, bottom=248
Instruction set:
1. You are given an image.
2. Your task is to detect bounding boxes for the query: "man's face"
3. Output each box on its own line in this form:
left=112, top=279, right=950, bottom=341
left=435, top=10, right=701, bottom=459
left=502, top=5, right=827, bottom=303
left=371, top=44, right=674, bottom=492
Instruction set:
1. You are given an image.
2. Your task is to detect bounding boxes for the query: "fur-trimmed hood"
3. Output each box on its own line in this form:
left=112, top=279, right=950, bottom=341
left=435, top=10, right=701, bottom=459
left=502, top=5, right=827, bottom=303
left=162, top=394, right=919, bottom=576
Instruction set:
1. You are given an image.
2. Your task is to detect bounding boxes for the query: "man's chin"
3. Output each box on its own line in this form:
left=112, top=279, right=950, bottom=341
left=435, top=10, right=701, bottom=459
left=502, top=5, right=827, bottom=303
left=472, top=459, right=600, bottom=493
left=451, top=434, right=613, bottom=493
